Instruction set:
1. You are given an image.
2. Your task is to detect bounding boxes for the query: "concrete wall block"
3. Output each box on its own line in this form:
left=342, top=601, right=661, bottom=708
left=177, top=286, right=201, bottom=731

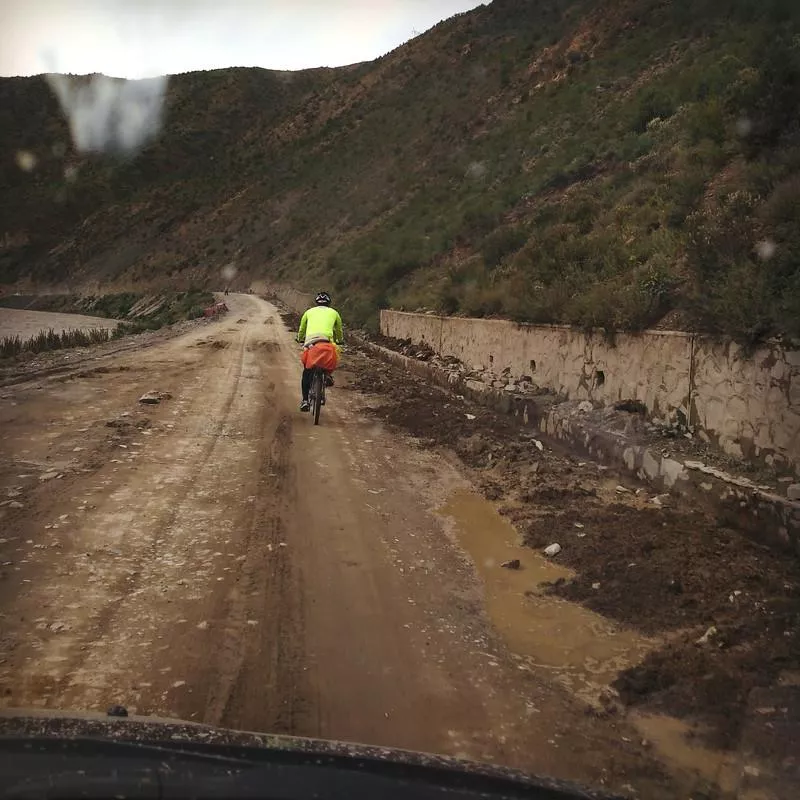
left=381, top=310, right=800, bottom=471
left=692, top=336, right=800, bottom=470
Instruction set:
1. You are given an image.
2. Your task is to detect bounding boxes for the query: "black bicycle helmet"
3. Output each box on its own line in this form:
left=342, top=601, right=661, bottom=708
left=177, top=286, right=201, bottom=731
left=315, top=292, right=332, bottom=306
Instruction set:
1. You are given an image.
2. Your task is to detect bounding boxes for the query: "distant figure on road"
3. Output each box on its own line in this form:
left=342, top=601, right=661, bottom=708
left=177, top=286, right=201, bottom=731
left=296, top=292, right=343, bottom=413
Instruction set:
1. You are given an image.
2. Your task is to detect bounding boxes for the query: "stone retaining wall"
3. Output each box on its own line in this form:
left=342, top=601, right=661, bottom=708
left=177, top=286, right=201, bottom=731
left=268, top=285, right=314, bottom=314
left=357, top=335, right=800, bottom=556
left=381, top=311, right=800, bottom=476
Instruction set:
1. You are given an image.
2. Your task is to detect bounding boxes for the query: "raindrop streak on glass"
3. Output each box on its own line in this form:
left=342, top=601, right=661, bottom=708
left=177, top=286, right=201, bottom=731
left=46, top=73, right=168, bottom=155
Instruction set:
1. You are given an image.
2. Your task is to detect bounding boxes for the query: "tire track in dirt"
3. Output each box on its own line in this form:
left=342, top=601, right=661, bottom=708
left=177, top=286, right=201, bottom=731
left=210, top=416, right=309, bottom=734
left=55, top=332, right=256, bottom=709
left=0, top=299, right=278, bottom=717
left=57, top=322, right=272, bottom=716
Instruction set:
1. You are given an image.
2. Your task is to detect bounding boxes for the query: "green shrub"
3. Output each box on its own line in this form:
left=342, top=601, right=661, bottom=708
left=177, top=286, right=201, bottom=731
left=0, top=335, right=22, bottom=358
left=481, top=226, right=528, bottom=268
left=1, top=327, right=113, bottom=359
left=630, top=87, right=676, bottom=133
left=686, top=98, right=728, bottom=145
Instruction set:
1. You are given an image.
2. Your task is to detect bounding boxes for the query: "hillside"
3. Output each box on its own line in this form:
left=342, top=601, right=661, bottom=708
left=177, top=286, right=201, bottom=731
left=1, top=0, right=799, bottom=341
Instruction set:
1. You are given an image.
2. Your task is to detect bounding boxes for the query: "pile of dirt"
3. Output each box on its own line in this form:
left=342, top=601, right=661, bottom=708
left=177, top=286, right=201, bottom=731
left=342, top=344, right=800, bottom=750
left=363, top=332, right=436, bottom=361
left=521, top=498, right=800, bottom=749
left=278, top=310, right=301, bottom=333
left=349, top=354, right=520, bottom=466
left=613, top=610, right=800, bottom=749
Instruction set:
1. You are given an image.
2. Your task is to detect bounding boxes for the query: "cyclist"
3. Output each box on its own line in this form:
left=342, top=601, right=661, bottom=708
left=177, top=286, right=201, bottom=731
left=296, top=292, right=343, bottom=412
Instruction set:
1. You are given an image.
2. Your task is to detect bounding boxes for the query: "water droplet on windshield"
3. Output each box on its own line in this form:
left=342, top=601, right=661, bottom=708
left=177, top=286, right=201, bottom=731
left=15, top=151, right=37, bottom=171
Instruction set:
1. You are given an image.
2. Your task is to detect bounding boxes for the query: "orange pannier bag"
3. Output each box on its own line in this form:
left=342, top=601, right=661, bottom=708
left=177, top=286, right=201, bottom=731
left=301, top=341, right=339, bottom=372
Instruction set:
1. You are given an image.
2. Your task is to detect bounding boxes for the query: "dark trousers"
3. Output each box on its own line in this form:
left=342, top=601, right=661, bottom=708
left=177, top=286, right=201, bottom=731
left=301, top=368, right=314, bottom=401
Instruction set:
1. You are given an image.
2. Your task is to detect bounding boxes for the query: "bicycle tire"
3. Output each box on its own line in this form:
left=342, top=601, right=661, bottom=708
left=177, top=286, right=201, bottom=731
left=312, top=369, right=323, bottom=426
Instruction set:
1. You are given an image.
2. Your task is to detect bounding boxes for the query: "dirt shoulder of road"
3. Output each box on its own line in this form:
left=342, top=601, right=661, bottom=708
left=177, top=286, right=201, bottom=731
left=0, top=318, right=207, bottom=389
left=337, top=337, right=800, bottom=751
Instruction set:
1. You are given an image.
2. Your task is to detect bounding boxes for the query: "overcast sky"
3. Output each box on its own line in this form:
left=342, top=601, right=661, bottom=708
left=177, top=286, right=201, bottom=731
left=1, top=0, right=486, bottom=78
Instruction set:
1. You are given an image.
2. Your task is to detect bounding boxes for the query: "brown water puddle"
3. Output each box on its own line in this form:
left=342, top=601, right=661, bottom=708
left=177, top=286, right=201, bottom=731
left=438, top=490, right=654, bottom=706
left=439, top=490, right=739, bottom=791
left=631, top=713, right=739, bottom=794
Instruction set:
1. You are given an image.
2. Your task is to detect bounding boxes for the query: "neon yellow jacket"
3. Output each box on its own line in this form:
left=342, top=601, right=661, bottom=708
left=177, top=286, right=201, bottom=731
left=296, top=306, right=343, bottom=345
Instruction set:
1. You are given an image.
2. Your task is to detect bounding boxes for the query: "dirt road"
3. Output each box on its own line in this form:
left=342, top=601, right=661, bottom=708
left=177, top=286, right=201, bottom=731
left=0, top=294, right=680, bottom=796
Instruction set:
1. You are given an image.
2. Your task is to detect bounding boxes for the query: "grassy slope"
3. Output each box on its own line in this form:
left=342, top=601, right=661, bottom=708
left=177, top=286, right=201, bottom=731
left=0, top=0, right=798, bottom=341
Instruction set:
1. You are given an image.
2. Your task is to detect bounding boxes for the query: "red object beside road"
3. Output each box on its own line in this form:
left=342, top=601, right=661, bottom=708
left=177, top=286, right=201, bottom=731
left=203, top=301, right=228, bottom=317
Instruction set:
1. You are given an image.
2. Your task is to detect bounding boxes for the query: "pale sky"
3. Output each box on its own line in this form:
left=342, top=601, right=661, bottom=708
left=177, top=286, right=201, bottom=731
left=1, top=0, right=486, bottom=78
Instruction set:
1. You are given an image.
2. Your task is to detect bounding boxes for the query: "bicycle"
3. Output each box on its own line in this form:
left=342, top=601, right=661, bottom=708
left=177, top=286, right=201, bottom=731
left=308, top=366, right=329, bottom=426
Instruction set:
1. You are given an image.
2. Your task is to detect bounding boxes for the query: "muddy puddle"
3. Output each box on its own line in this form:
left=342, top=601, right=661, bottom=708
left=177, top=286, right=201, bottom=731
left=631, top=712, right=739, bottom=793
left=439, top=490, right=739, bottom=791
left=439, top=490, right=654, bottom=706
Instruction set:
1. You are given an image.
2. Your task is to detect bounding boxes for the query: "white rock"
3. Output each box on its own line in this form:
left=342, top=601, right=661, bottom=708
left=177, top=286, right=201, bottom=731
left=661, top=458, right=689, bottom=487
left=695, top=625, right=717, bottom=645
left=465, top=414, right=476, bottom=421
left=544, top=543, right=561, bottom=557
left=139, top=392, right=160, bottom=404
left=578, top=400, right=593, bottom=413
left=615, top=485, right=631, bottom=494
left=787, top=484, right=800, bottom=502
left=743, top=766, right=760, bottom=778
left=533, top=440, right=544, bottom=452
left=592, top=582, right=601, bottom=590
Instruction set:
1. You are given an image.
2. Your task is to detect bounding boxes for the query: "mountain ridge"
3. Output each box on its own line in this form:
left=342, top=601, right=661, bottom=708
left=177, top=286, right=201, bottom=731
left=1, top=0, right=798, bottom=342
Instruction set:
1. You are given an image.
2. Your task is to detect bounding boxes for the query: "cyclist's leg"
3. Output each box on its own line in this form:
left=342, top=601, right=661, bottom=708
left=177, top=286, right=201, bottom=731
left=301, top=368, right=313, bottom=401
left=325, top=344, right=339, bottom=387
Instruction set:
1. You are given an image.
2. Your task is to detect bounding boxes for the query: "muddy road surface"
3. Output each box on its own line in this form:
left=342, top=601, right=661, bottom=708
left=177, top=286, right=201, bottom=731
left=0, top=294, right=690, bottom=796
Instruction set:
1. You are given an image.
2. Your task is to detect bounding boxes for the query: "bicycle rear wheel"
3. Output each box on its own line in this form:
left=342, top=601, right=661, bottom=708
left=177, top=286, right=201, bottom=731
left=311, top=369, right=324, bottom=425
